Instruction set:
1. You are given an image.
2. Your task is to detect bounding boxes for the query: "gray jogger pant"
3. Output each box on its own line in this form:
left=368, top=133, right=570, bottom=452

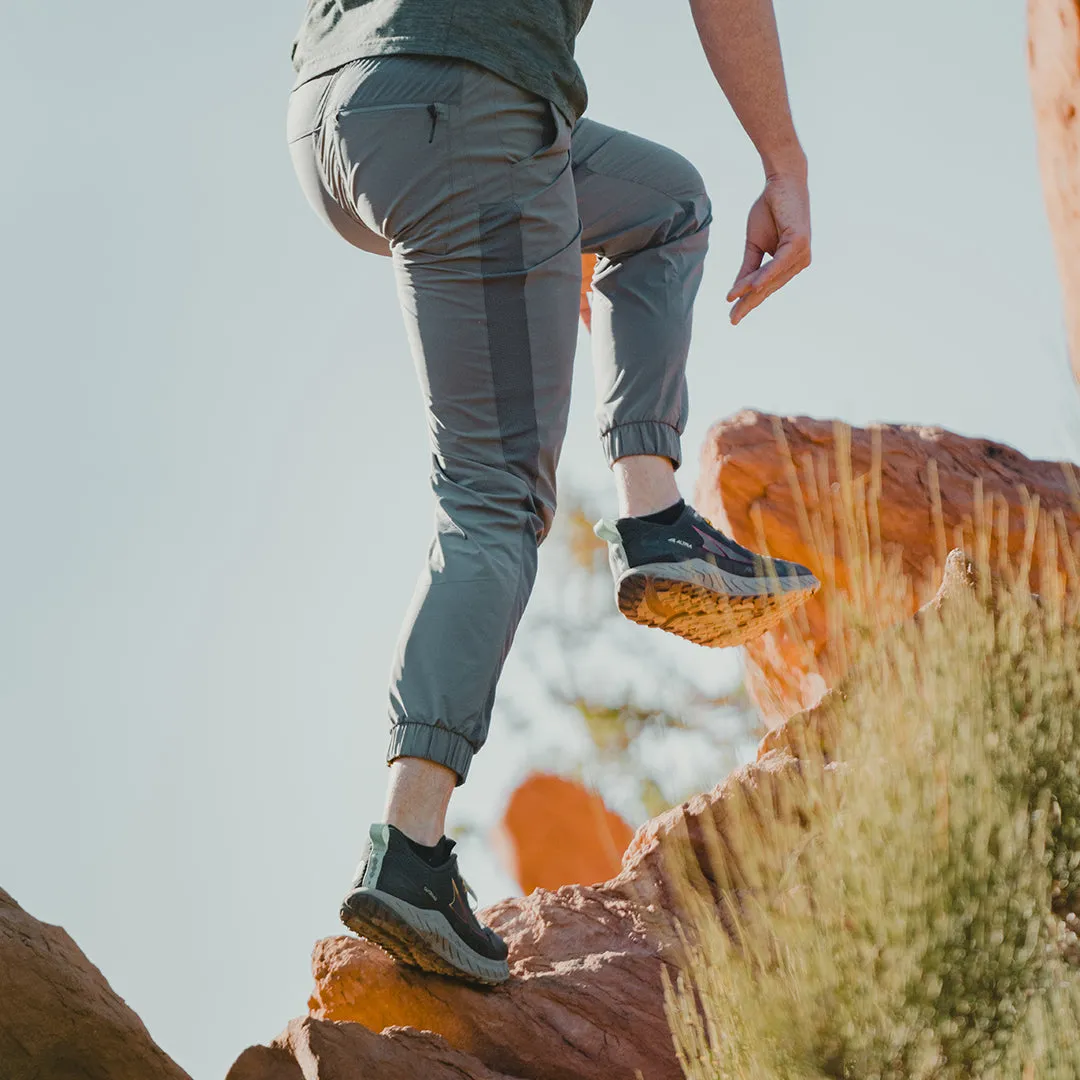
left=286, top=56, right=710, bottom=784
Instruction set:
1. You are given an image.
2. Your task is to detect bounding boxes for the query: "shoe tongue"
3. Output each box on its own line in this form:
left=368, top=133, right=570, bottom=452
left=436, top=836, right=456, bottom=862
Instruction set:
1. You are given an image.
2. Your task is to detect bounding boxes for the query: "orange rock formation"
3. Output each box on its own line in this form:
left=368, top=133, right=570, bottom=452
left=494, top=772, right=634, bottom=895
left=696, top=411, right=1080, bottom=722
left=1029, top=0, right=1080, bottom=384
left=226, top=420, right=1079, bottom=1080
left=227, top=751, right=813, bottom=1080
left=0, top=887, right=191, bottom=1080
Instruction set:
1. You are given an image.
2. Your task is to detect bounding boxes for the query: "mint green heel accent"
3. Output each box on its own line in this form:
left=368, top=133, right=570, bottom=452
left=593, top=519, right=621, bottom=544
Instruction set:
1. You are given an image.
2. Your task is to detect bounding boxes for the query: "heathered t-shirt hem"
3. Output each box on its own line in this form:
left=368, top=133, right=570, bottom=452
left=293, top=38, right=583, bottom=125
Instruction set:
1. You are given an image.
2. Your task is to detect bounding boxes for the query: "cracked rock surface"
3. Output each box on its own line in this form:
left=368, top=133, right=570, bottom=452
left=0, top=886, right=191, bottom=1080
left=696, top=410, right=1080, bottom=722
left=226, top=753, right=815, bottom=1080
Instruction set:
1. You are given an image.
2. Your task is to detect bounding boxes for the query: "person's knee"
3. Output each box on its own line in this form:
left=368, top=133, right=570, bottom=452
left=670, top=176, right=712, bottom=245
left=432, top=458, right=555, bottom=564
left=612, top=156, right=712, bottom=257
left=656, top=151, right=712, bottom=245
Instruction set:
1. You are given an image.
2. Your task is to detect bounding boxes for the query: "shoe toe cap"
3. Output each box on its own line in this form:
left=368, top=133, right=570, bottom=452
left=484, top=927, right=509, bottom=961
left=774, top=557, right=819, bottom=587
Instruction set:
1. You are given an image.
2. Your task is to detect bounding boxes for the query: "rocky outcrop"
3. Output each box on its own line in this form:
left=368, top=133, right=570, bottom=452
left=0, top=886, right=191, bottom=1080
left=305, top=890, right=677, bottom=1080
left=493, top=773, right=634, bottom=894
left=228, top=752, right=819, bottom=1080
left=696, top=411, right=1080, bottom=721
left=1029, top=0, right=1080, bottom=383
left=227, top=1019, right=523, bottom=1080
left=227, top=415, right=1080, bottom=1079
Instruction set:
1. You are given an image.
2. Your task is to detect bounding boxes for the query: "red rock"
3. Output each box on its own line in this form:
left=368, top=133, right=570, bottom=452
left=580, top=254, right=596, bottom=331
left=306, top=887, right=677, bottom=1080
left=227, top=1019, right=519, bottom=1080
left=229, top=751, right=821, bottom=1080
left=494, top=772, right=635, bottom=895
left=1029, top=0, right=1080, bottom=384
left=227, top=1045, right=304, bottom=1080
left=0, top=886, right=191, bottom=1080
left=695, top=411, right=1080, bottom=721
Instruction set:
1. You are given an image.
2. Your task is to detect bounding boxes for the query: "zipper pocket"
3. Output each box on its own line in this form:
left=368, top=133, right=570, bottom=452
left=336, top=101, right=448, bottom=145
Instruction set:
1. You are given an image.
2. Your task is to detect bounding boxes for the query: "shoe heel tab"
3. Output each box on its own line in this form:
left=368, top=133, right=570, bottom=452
left=594, top=519, right=622, bottom=544
left=357, top=824, right=391, bottom=889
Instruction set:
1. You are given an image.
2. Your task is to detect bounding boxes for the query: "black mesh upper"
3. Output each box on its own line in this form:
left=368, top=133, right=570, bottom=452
left=617, top=505, right=813, bottom=580
left=350, top=825, right=508, bottom=962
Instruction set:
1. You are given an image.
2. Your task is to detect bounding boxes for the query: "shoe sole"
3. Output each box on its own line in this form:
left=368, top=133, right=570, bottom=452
left=340, top=888, right=510, bottom=986
left=616, top=559, right=820, bottom=648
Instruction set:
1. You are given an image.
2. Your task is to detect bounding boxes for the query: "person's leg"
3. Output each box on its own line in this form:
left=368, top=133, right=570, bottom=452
left=571, top=118, right=709, bottom=485
left=382, top=78, right=580, bottom=795
left=288, top=56, right=580, bottom=981
left=572, top=120, right=819, bottom=647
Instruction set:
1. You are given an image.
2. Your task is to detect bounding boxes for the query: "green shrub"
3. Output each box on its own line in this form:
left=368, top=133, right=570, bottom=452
left=664, top=579, right=1080, bottom=1080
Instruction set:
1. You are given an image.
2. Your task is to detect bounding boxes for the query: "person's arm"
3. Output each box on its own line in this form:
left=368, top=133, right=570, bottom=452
left=689, top=0, right=811, bottom=324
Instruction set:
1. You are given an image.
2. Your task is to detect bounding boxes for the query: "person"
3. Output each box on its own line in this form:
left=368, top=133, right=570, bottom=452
left=285, top=0, right=818, bottom=985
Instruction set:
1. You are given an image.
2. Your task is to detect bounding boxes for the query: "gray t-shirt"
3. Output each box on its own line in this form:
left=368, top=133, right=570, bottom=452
left=291, top=1, right=594, bottom=123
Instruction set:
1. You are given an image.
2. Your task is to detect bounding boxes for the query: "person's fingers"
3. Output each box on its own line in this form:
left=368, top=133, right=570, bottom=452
left=729, top=259, right=803, bottom=324
left=728, top=237, right=811, bottom=324
left=746, top=235, right=809, bottom=294
left=729, top=263, right=799, bottom=324
left=727, top=241, right=765, bottom=302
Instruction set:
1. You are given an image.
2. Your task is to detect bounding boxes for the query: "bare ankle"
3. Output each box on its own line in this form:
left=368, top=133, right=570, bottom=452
left=613, top=455, right=681, bottom=519
left=383, top=756, right=457, bottom=846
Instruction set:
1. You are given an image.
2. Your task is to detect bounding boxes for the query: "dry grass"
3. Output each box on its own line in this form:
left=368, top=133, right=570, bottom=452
left=663, top=442, right=1080, bottom=1079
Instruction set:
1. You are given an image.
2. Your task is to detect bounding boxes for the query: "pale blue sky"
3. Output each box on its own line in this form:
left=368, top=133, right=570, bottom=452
left=1, top=2, right=1077, bottom=1077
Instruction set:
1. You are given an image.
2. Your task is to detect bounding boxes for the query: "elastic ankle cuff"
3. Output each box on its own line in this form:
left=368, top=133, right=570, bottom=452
left=387, top=722, right=475, bottom=786
left=602, top=421, right=682, bottom=470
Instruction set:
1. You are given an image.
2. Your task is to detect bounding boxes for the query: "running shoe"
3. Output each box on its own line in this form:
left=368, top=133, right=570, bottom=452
left=594, top=503, right=819, bottom=648
left=340, top=823, right=510, bottom=986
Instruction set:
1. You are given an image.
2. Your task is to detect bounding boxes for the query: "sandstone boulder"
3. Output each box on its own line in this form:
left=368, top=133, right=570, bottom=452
left=1029, top=0, right=1080, bottom=384
left=696, top=411, right=1080, bottom=721
left=228, top=751, right=820, bottom=1080
left=304, top=880, right=679, bottom=1080
left=0, top=886, right=191, bottom=1080
left=227, top=1019, right=521, bottom=1080
left=493, top=772, right=634, bottom=895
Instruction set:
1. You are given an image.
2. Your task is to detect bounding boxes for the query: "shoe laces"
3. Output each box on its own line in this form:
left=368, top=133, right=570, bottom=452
left=460, top=875, right=479, bottom=912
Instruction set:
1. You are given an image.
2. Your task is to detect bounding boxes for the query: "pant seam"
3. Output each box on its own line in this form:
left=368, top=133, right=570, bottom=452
left=576, top=159, right=708, bottom=209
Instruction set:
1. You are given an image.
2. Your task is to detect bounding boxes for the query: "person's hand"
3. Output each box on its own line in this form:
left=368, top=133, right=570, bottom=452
left=727, top=171, right=811, bottom=325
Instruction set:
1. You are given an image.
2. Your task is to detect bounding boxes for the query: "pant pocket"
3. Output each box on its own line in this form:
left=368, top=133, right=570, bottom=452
left=509, top=99, right=571, bottom=172
left=329, top=101, right=453, bottom=256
